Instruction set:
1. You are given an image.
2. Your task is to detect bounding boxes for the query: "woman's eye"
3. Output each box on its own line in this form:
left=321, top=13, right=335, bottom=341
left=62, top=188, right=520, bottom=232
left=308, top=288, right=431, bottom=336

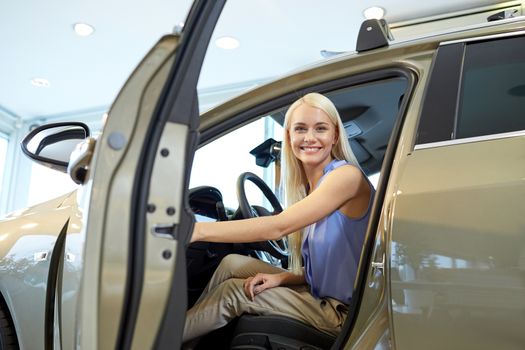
left=316, top=127, right=328, bottom=132
left=294, top=127, right=306, bottom=133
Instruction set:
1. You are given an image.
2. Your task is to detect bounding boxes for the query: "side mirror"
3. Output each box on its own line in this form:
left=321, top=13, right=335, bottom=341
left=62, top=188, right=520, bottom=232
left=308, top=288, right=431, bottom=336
left=21, top=122, right=90, bottom=173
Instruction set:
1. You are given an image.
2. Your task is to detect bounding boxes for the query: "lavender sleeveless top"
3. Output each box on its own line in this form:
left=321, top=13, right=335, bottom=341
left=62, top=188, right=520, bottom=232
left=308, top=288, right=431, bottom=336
left=301, top=159, right=375, bottom=304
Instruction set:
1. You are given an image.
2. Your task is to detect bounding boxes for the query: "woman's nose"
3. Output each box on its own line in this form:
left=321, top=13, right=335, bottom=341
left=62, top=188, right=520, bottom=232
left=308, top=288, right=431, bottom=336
left=304, top=129, right=315, bottom=142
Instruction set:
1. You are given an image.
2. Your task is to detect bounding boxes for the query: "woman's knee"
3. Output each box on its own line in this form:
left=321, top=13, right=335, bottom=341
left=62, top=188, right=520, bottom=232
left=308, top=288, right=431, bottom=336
left=217, top=254, right=251, bottom=275
left=217, top=278, right=245, bottom=295
left=213, top=279, right=249, bottom=311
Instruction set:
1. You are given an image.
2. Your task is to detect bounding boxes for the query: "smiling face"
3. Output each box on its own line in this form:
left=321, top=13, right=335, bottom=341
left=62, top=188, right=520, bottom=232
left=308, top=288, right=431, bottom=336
left=288, top=103, right=338, bottom=170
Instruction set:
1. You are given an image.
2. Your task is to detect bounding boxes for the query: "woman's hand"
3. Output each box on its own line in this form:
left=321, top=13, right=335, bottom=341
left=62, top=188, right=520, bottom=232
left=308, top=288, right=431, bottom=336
left=243, top=270, right=306, bottom=300
left=243, top=273, right=283, bottom=301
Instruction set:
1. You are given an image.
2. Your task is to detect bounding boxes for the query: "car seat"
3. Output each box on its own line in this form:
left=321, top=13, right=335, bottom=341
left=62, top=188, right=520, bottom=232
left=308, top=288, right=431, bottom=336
left=230, top=314, right=336, bottom=350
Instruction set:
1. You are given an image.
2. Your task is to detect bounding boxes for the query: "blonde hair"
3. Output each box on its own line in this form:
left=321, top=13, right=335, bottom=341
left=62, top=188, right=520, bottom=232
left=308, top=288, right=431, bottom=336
left=281, top=92, right=360, bottom=273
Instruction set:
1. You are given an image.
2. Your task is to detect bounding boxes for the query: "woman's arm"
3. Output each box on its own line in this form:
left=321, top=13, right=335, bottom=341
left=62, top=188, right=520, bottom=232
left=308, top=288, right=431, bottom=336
left=191, top=164, right=365, bottom=243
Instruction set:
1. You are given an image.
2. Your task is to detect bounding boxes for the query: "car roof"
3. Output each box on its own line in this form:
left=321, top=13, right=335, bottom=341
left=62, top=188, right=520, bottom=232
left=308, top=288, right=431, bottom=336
left=200, top=16, right=525, bottom=133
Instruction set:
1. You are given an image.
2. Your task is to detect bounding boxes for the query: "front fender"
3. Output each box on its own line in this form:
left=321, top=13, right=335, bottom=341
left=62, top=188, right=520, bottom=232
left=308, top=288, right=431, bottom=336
left=0, top=191, right=80, bottom=350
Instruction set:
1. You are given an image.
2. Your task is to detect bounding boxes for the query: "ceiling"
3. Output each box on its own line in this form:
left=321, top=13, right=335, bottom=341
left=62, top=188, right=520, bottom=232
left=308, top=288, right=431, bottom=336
left=0, top=0, right=508, bottom=121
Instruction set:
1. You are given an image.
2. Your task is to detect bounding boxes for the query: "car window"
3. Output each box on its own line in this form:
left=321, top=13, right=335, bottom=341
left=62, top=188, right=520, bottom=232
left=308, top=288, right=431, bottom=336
left=191, top=77, right=406, bottom=214
left=456, top=35, right=525, bottom=139
left=416, top=34, right=525, bottom=147
left=190, top=116, right=283, bottom=210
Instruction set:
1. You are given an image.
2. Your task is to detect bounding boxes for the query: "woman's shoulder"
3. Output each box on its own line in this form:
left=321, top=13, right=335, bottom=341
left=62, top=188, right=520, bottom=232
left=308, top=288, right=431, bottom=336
left=328, top=161, right=363, bottom=176
left=321, top=163, right=365, bottom=188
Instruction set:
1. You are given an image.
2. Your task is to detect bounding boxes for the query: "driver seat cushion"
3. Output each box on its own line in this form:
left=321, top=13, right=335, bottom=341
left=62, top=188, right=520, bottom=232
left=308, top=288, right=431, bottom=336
left=231, top=314, right=336, bottom=350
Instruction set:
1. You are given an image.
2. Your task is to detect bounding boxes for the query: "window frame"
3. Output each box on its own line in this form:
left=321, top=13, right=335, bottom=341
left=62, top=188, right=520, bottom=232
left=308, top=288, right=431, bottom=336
left=0, top=131, right=9, bottom=196
left=197, top=67, right=417, bottom=348
left=415, top=30, right=525, bottom=150
left=0, top=117, right=19, bottom=217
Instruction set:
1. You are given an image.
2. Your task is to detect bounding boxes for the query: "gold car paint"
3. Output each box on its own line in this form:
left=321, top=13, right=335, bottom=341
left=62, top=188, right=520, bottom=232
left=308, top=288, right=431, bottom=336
left=0, top=191, right=78, bottom=350
left=76, top=35, right=180, bottom=350
left=343, top=22, right=525, bottom=349
left=345, top=49, right=435, bottom=349
left=385, top=25, right=525, bottom=350
left=56, top=192, right=84, bottom=350
left=391, top=135, right=525, bottom=350
left=132, top=123, right=188, bottom=349
left=2, top=191, right=72, bottom=222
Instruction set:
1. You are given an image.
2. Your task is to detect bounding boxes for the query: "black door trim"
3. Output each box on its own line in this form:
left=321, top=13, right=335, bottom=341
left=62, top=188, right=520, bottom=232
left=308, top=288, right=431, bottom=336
left=44, top=219, right=69, bottom=350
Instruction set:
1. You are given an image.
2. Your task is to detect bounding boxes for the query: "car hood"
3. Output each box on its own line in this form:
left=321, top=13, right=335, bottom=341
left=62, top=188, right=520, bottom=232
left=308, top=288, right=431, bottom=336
left=0, top=190, right=79, bottom=261
left=2, top=191, right=76, bottom=220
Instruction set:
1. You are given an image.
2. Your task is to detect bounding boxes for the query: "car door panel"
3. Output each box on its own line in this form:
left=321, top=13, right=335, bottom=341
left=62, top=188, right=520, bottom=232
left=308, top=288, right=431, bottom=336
left=58, top=200, right=84, bottom=350
left=390, top=33, right=525, bottom=349
left=133, top=2, right=225, bottom=348
left=131, top=122, right=188, bottom=349
left=73, top=35, right=181, bottom=349
left=0, top=191, right=76, bottom=350
left=74, top=1, right=226, bottom=349
left=337, top=56, right=432, bottom=349
left=391, top=136, right=525, bottom=350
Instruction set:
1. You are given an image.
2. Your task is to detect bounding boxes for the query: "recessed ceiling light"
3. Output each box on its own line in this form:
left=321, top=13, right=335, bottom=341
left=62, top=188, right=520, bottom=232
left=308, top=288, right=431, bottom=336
left=215, top=36, right=240, bottom=49
left=363, top=6, right=386, bottom=20
left=73, top=22, right=95, bottom=37
left=31, top=78, right=50, bottom=88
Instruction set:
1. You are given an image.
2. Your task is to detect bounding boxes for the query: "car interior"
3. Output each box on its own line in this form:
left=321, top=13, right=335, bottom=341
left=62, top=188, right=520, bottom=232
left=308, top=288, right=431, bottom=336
left=185, top=76, right=408, bottom=349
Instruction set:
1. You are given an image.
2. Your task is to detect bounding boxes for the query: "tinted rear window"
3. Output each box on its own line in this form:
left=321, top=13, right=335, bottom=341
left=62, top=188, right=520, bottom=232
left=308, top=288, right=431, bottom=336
left=456, top=35, right=525, bottom=139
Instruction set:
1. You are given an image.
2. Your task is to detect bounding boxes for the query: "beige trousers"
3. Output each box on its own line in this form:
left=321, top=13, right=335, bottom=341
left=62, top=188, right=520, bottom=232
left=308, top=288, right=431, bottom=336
left=183, top=254, right=347, bottom=343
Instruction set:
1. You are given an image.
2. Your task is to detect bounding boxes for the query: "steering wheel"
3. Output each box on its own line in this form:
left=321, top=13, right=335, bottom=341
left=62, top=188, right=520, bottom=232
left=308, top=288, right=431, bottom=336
left=236, top=172, right=289, bottom=259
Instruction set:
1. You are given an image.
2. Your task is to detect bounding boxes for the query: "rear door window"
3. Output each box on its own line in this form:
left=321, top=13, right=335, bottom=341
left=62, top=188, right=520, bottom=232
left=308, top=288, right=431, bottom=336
left=456, top=35, right=525, bottom=139
left=416, top=34, right=525, bottom=147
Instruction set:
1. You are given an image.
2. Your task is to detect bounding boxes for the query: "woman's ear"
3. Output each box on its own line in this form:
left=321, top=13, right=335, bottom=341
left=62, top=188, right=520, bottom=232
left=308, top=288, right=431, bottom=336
left=333, top=127, right=339, bottom=145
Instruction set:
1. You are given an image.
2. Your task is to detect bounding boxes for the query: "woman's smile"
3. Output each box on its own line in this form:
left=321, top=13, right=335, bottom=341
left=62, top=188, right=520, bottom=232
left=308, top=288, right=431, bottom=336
left=300, top=146, right=323, bottom=153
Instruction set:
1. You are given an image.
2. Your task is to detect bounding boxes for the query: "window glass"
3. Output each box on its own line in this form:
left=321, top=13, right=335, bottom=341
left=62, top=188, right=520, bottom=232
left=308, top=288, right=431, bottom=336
left=190, top=116, right=283, bottom=210
left=457, top=35, right=525, bottom=139
left=368, top=172, right=380, bottom=189
left=0, top=135, right=7, bottom=196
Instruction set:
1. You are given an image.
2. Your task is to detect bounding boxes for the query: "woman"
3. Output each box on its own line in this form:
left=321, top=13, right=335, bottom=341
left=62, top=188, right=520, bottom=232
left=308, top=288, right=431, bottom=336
left=184, top=92, right=375, bottom=342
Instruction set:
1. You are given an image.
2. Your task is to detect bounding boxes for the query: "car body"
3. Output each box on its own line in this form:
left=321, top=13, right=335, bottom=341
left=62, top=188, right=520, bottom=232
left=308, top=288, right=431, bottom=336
left=1, top=1, right=524, bottom=349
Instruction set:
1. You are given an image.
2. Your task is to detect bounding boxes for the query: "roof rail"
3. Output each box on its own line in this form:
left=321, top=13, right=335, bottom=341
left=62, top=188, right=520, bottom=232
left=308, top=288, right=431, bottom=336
left=356, top=19, right=394, bottom=52
left=487, top=9, right=520, bottom=21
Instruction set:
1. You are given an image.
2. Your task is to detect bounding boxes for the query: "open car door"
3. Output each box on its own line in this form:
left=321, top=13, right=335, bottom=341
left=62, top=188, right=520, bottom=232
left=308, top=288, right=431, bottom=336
left=69, top=1, right=226, bottom=348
